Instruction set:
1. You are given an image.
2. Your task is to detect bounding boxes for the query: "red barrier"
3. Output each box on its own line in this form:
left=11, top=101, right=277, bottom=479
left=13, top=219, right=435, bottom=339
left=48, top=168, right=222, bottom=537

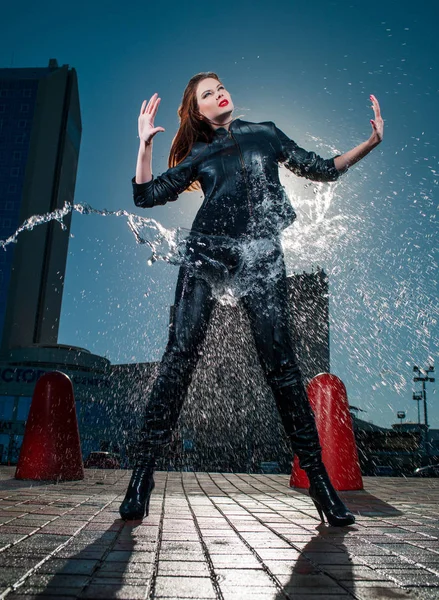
left=15, top=371, right=84, bottom=481
left=290, top=373, right=363, bottom=491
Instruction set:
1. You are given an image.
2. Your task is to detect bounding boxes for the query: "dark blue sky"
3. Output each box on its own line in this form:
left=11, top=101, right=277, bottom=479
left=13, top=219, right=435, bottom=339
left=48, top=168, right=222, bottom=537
left=1, top=0, right=438, bottom=428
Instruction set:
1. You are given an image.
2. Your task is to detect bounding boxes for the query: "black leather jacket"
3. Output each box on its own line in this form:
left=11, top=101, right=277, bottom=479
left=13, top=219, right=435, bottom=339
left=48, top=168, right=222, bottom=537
left=132, top=118, right=346, bottom=238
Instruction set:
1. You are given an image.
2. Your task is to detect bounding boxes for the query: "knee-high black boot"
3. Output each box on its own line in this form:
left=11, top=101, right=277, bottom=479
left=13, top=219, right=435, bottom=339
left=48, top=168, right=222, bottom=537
left=119, top=355, right=192, bottom=522
left=273, top=385, right=355, bottom=527
left=119, top=345, right=201, bottom=522
left=119, top=447, right=156, bottom=521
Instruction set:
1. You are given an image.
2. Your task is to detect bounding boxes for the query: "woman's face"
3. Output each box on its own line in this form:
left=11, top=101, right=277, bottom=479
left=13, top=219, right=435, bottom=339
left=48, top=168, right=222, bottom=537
left=195, top=77, right=234, bottom=125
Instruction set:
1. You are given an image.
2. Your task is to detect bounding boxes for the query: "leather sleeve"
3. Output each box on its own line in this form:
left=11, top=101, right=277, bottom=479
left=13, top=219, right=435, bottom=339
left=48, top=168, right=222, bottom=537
left=271, top=122, right=347, bottom=182
left=132, top=149, right=199, bottom=208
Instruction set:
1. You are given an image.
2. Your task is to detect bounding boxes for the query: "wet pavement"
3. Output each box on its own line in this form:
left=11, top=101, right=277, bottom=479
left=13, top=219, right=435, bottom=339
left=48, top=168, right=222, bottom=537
left=0, top=467, right=439, bottom=599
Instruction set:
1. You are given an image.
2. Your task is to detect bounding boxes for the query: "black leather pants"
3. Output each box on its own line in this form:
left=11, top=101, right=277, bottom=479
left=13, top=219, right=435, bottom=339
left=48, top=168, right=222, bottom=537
left=136, top=234, right=324, bottom=472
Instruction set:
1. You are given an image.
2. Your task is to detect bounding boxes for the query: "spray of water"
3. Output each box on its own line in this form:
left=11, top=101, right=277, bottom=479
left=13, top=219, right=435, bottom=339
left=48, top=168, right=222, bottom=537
left=0, top=201, right=169, bottom=262
left=2, top=136, right=437, bottom=435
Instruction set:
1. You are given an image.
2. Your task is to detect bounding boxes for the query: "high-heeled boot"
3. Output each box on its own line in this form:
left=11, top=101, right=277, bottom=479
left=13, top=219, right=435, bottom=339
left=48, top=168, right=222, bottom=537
left=271, top=380, right=355, bottom=526
left=306, top=465, right=355, bottom=527
left=119, top=457, right=156, bottom=521
left=291, top=420, right=355, bottom=527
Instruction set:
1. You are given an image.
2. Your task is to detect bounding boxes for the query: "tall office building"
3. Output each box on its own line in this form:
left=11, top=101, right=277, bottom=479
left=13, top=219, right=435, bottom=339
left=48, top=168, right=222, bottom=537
left=0, top=58, right=81, bottom=353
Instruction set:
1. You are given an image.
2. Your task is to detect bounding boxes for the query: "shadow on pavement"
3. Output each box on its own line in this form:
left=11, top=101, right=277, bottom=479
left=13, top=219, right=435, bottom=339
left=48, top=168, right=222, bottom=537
left=273, top=529, right=352, bottom=599
left=293, top=485, right=405, bottom=518
left=339, top=489, right=404, bottom=518
left=274, top=528, right=411, bottom=600
left=7, top=517, right=155, bottom=599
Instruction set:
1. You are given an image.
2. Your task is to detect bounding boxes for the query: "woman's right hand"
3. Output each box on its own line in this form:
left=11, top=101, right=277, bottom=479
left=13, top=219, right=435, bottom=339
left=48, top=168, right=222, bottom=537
left=138, top=93, right=165, bottom=144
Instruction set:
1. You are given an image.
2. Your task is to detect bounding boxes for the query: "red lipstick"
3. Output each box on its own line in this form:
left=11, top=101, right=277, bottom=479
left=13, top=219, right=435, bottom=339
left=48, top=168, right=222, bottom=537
left=219, top=100, right=229, bottom=107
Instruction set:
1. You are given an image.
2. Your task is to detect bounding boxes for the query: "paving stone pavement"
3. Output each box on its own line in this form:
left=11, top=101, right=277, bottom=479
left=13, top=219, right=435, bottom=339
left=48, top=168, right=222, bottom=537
left=0, top=467, right=439, bottom=599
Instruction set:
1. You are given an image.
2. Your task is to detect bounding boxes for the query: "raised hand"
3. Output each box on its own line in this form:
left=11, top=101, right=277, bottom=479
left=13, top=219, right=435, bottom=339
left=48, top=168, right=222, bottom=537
left=138, top=93, right=165, bottom=144
left=369, top=94, right=383, bottom=143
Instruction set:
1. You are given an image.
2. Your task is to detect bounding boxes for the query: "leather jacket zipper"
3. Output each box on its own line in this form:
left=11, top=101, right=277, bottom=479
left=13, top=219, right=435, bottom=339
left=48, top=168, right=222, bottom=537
left=228, top=129, right=253, bottom=218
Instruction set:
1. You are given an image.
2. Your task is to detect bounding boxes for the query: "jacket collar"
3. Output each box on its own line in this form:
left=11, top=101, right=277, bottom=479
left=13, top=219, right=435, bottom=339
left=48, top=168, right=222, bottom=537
left=212, top=117, right=241, bottom=137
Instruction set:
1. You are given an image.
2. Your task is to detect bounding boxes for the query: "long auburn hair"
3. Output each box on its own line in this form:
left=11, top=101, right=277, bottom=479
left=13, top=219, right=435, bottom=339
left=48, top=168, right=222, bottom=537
left=168, top=71, right=223, bottom=193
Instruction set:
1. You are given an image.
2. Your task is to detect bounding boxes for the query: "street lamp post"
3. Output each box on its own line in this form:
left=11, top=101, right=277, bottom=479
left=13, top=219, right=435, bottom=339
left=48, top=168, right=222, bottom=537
left=412, top=391, right=422, bottom=426
left=413, top=365, right=435, bottom=458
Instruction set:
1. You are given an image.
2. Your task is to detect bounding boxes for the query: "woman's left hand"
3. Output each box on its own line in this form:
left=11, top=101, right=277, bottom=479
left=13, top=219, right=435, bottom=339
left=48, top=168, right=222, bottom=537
left=369, top=94, right=383, bottom=144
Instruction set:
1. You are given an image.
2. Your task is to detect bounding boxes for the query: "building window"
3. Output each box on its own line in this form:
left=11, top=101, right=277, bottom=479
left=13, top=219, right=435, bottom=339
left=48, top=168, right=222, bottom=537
left=18, top=120, right=27, bottom=128
left=7, top=185, right=17, bottom=195
left=20, top=104, right=30, bottom=113
left=0, top=90, right=8, bottom=98
left=15, top=134, right=25, bottom=144
left=12, top=151, right=22, bottom=161
left=17, top=397, right=32, bottom=421
left=0, top=397, right=14, bottom=420
left=0, top=105, right=5, bottom=113
left=0, top=434, right=10, bottom=464
left=2, top=218, right=12, bottom=228
left=10, top=435, right=24, bottom=463
left=22, top=90, right=32, bottom=98
left=10, top=167, right=19, bottom=177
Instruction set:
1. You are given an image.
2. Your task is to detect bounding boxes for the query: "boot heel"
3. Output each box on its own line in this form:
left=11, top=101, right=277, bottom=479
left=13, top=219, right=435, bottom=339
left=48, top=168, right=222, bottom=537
left=308, top=475, right=356, bottom=527
left=144, top=480, right=155, bottom=516
left=312, top=498, right=325, bottom=523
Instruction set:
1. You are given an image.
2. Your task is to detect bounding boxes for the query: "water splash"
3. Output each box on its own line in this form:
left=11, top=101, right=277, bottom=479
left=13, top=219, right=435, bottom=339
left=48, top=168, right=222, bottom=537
left=0, top=199, right=190, bottom=267
left=0, top=170, right=342, bottom=307
left=2, top=148, right=437, bottom=432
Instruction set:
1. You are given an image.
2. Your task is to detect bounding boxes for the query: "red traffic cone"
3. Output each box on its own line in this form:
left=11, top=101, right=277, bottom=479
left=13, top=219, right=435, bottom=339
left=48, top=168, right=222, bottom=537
left=290, top=373, right=363, bottom=491
left=15, top=371, right=84, bottom=481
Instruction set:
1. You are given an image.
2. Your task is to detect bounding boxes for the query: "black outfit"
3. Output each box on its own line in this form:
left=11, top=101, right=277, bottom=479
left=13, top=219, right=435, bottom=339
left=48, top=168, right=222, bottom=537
left=121, top=118, right=355, bottom=526
left=132, top=119, right=348, bottom=468
left=130, top=118, right=347, bottom=469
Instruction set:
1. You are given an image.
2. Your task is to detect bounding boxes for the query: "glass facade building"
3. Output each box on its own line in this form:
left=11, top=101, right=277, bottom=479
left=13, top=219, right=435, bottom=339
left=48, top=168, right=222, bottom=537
left=0, top=79, right=38, bottom=342
left=0, top=58, right=81, bottom=354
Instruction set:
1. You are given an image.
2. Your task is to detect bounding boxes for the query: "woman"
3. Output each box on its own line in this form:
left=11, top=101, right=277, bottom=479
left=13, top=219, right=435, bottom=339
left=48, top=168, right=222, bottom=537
left=120, top=72, right=384, bottom=526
